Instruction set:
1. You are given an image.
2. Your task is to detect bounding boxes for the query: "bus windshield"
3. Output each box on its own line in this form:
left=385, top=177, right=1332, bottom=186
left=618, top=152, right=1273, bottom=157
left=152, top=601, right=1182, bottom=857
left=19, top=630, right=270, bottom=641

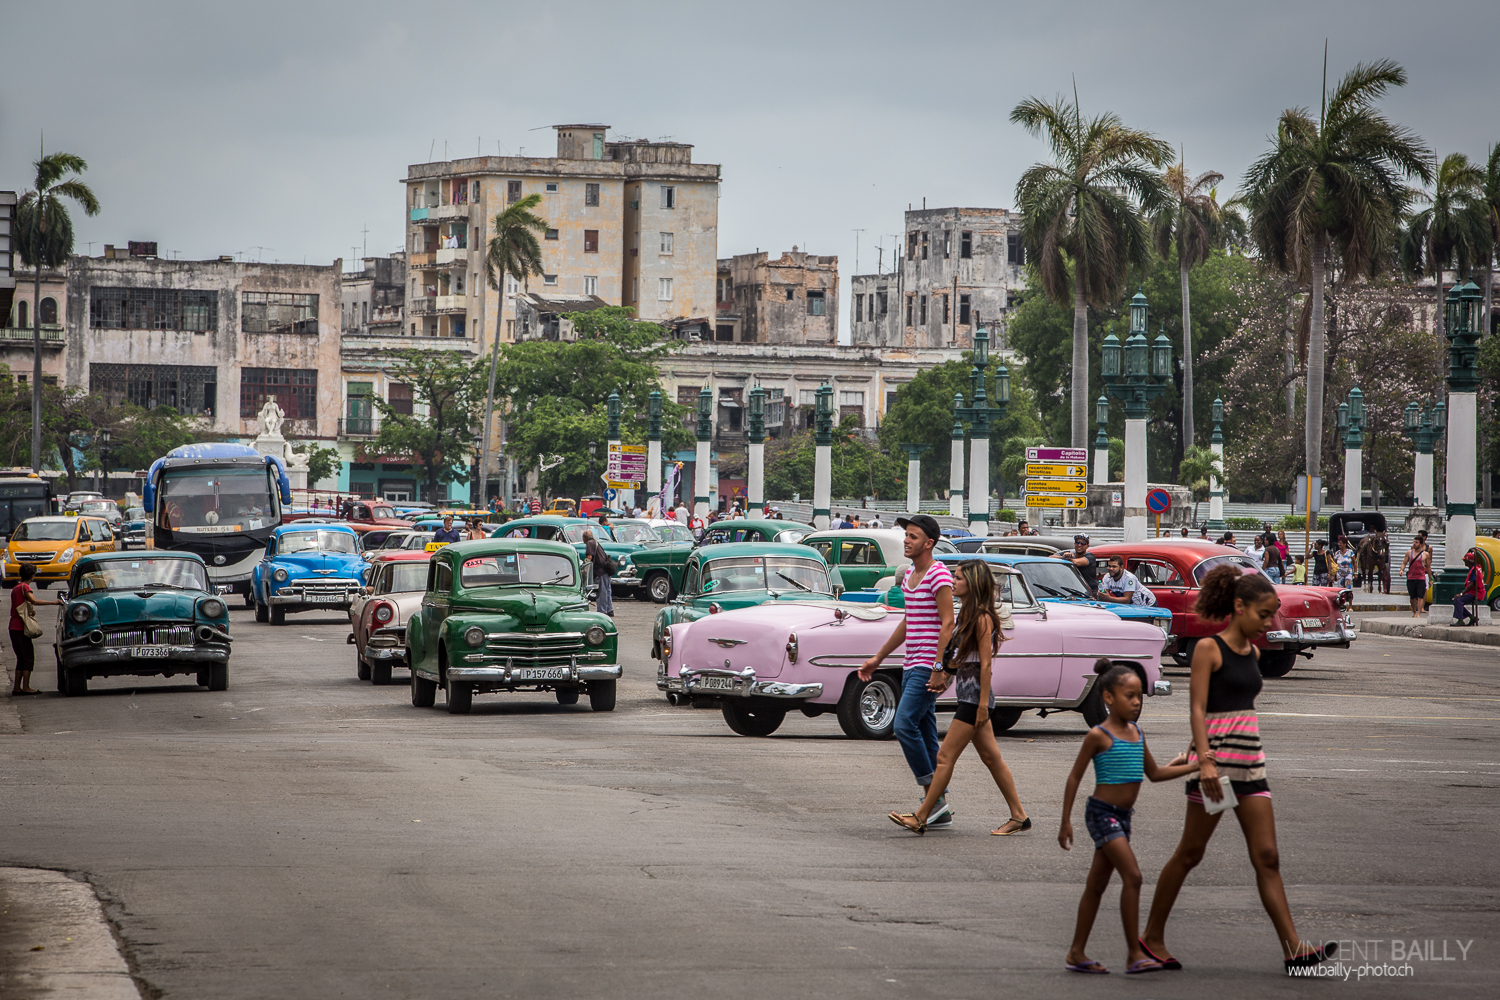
left=158, top=467, right=275, bottom=534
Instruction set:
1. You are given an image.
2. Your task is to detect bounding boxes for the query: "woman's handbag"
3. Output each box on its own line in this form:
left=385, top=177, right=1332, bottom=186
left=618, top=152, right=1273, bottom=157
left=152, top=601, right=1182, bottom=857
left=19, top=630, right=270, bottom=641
left=19, top=600, right=43, bottom=639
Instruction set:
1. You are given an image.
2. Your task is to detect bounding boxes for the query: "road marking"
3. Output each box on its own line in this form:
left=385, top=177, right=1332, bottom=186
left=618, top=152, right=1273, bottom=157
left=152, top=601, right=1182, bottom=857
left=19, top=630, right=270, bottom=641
left=301, top=636, right=326, bottom=642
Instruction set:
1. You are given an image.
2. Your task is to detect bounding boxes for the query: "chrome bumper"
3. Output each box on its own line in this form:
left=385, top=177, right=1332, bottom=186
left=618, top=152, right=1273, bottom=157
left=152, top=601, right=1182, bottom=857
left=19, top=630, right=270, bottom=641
left=1153, top=680, right=1172, bottom=696
left=1265, top=617, right=1357, bottom=646
left=669, top=666, right=823, bottom=701
left=268, top=588, right=360, bottom=607
left=442, top=660, right=622, bottom=684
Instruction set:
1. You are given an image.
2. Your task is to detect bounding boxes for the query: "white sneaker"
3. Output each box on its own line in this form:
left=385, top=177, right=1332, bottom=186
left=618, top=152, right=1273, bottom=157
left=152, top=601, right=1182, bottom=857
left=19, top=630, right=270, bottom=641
left=926, top=796, right=954, bottom=828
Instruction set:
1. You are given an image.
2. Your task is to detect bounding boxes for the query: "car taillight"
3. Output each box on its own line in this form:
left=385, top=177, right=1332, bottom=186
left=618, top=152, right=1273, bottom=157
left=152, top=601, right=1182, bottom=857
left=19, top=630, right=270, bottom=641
left=661, top=628, right=672, bottom=659
left=785, top=632, right=798, bottom=663
left=708, top=602, right=722, bottom=614
left=373, top=601, right=394, bottom=624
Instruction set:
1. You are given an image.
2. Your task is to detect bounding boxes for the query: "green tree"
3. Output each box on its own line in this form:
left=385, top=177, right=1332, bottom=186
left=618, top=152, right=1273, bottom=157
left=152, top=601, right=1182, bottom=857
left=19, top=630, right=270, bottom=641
left=478, top=193, right=547, bottom=499
left=1243, top=58, right=1431, bottom=481
left=14, top=150, right=100, bottom=471
left=761, top=421, right=906, bottom=503
left=1010, top=93, right=1170, bottom=448
left=368, top=349, right=482, bottom=501
left=290, top=441, right=343, bottom=487
left=1481, top=144, right=1500, bottom=335
left=1402, top=152, right=1490, bottom=340
left=107, top=405, right=198, bottom=473
left=1177, top=445, right=1223, bottom=526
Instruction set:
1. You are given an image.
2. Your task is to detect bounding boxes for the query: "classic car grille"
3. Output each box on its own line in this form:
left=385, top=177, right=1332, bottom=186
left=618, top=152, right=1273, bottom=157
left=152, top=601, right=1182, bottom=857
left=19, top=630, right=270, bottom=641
left=278, top=579, right=360, bottom=598
left=485, top=631, right=588, bottom=666
left=102, top=625, right=195, bottom=647
left=14, top=552, right=53, bottom=563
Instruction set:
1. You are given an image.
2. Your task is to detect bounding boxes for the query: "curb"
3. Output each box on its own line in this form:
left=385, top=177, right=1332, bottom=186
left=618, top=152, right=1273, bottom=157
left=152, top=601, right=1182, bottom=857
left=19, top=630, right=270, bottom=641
left=1358, top=617, right=1500, bottom=647
left=0, top=665, right=21, bottom=735
left=0, top=867, right=141, bottom=999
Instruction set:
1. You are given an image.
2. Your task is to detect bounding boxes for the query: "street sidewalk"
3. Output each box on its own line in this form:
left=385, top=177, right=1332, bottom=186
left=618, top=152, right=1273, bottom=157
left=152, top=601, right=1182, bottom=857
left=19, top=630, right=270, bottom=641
left=1359, top=616, right=1500, bottom=647
left=0, top=868, right=141, bottom=999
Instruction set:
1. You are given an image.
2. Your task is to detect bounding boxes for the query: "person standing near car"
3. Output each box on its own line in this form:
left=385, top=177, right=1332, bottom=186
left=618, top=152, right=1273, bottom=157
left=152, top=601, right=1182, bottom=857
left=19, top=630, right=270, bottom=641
left=1399, top=531, right=1431, bottom=618
left=1310, top=540, right=1332, bottom=587
left=860, top=515, right=955, bottom=827
left=9, top=564, right=59, bottom=696
left=1097, top=556, right=1157, bottom=606
left=432, top=515, right=463, bottom=545
left=582, top=530, right=614, bottom=617
left=1055, top=534, right=1100, bottom=596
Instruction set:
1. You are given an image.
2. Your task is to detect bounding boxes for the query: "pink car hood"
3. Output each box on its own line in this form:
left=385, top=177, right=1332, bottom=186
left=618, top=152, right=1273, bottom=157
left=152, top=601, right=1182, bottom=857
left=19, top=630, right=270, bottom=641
left=669, top=602, right=889, bottom=681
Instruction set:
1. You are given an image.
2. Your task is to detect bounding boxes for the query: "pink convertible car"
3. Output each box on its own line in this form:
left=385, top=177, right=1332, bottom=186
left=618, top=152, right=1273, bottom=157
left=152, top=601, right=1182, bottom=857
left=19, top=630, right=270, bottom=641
left=658, top=564, right=1171, bottom=738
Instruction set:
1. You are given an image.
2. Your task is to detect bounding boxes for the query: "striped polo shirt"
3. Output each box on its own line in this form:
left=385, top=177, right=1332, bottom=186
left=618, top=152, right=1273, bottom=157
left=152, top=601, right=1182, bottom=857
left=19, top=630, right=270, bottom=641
left=901, top=560, right=953, bottom=670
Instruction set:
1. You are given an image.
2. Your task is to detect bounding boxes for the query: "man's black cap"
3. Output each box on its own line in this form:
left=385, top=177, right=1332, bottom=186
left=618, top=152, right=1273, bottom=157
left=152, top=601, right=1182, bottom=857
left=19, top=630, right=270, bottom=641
left=895, top=514, right=942, bottom=541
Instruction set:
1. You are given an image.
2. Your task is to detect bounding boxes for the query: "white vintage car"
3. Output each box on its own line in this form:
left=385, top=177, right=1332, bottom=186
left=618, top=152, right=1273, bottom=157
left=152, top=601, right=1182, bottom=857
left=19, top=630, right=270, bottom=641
left=347, top=550, right=432, bottom=685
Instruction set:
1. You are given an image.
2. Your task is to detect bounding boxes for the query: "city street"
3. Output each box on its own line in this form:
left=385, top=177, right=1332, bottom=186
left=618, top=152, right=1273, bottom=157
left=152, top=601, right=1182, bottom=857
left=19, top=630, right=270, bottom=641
left=3, top=600, right=1498, bottom=999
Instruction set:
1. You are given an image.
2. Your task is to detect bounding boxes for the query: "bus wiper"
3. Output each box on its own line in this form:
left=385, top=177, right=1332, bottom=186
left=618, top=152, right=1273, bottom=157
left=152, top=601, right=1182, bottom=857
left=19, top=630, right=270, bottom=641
left=775, top=571, right=811, bottom=592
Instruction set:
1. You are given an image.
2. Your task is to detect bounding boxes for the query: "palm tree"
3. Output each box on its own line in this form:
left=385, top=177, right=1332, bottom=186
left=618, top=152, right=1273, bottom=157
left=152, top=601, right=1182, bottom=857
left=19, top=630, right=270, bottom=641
left=1476, top=145, right=1500, bottom=337
left=1178, top=444, right=1224, bottom=527
left=1011, top=94, right=1171, bottom=448
left=1243, top=58, right=1430, bottom=482
left=1404, top=152, right=1488, bottom=342
left=1152, top=162, right=1230, bottom=451
left=14, top=150, right=99, bottom=472
left=478, top=193, right=548, bottom=503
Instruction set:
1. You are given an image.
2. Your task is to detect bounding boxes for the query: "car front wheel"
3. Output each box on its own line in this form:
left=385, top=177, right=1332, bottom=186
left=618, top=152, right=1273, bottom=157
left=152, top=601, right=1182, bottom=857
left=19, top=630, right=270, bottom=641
left=411, top=667, right=436, bottom=708
left=588, top=680, right=617, bottom=712
left=836, top=673, right=899, bottom=740
left=255, top=601, right=269, bottom=623
left=646, top=572, right=673, bottom=604
left=1079, top=684, right=1107, bottom=727
left=445, top=676, right=473, bottom=714
left=208, top=664, right=228, bottom=692
left=721, top=698, right=786, bottom=736
left=990, top=707, right=1024, bottom=733
left=270, top=605, right=285, bottom=626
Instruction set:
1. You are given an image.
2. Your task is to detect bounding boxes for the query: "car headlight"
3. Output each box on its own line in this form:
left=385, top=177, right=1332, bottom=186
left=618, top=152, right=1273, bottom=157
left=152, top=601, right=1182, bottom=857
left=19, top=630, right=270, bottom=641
left=59, top=547, right=75, bottom=563
left=661, top=627, right=672, bottom=659
left=273, top=567, right=289, bottom=582
left=68, top=603, right=92, bottom=624
left=199, top=598, right=226, bottom=618
left=464, top=625, right=485, bottom=647
left=1153, top=617, right=1170, bottom=634
left=585, top=625, right=606, bottom=646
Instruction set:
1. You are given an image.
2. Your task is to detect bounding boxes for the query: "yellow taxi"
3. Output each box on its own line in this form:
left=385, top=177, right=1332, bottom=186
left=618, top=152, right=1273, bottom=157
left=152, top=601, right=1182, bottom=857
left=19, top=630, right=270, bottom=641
left=542, top=498, right=577, bottom=517
left=4, top=515, right=118, bottom=587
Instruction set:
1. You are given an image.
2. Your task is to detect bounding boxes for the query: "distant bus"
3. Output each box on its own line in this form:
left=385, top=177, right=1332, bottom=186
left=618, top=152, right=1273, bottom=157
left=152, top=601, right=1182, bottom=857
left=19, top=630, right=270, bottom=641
left=0, top=475, right=53, bottom=541
left=143, top=444, right=293, bottom=598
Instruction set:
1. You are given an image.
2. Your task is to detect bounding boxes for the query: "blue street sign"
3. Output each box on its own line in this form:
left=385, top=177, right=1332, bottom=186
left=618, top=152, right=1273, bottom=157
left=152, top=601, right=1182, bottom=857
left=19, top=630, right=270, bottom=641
left=1146, top=488, right=1172, bottom=513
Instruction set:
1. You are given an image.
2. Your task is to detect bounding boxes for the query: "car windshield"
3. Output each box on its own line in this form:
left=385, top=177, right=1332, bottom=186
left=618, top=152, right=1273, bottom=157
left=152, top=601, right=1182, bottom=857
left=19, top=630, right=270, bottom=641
left=984, top=567, right=1034, bottom=607
left=158, top=466, right=273, bottom=533
left=563, top=524, right=612, bottom=544
left=73, top=557, right=209, bottom=595
left=371, top=506, right=397, bottom=519
left=279, top=530, right=358, bottom=554
left=379, top=533, right=411, bottom=549
left=460, top=552, right=576, bottom=588
left=1192, top=553, right=1263, bottom=585
left=934, top=538, right=958, bottom=554
left=1018, top=561, right=1092, bottom=600
left=12, top=520, right=77, bottom=541
left=389, top=563, right=429, bottom=592
left=80, top=501, right=115, bottom=513
left=611, top=522, right=660, bottom=545
left=773, top=528, right=809, bottom=543
left=404, top=533, right=436, bottom=549
left=700, top=556, right=833, bottom=595
left=654, top=523, right=694, bottom=543
left=126, top=508, right=145, bottom=520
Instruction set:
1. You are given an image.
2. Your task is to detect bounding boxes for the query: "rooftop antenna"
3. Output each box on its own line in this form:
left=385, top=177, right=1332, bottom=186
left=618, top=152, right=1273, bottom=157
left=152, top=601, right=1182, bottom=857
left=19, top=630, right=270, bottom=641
left=361, top=223, right=369, bottom=260
left=429, top=139, right=436, bottom=162
left=852, top=229, right=865, bottom=274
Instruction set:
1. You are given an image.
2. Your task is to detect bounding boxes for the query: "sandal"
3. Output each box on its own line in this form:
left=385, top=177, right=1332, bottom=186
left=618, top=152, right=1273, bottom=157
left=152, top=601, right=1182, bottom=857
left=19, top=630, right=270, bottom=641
left=887, top=811, right=926, bottom=835
left=1125, top=958, right=1163, bottom=974
left=1138, top=938, right=1181, bottom=970
left=990, top=816, right=1032, bottom=836
left=1065, top=960, right=1109, bottom=974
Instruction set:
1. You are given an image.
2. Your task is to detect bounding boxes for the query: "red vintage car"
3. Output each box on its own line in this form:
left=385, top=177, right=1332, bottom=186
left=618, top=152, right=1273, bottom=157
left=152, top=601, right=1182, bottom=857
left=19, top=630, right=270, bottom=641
left=1088, top=539, right=1354, bottom=677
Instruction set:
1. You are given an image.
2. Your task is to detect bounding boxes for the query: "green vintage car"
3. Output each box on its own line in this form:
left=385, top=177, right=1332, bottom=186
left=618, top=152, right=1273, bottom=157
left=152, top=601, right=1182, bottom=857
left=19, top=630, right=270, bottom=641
left=406, top=538, right=621, bottom=714
left=649, top=542, right=838, bottom=670
left=54, top=550, right=232, bottom=696
left=627, top=518, right=815, bottom=603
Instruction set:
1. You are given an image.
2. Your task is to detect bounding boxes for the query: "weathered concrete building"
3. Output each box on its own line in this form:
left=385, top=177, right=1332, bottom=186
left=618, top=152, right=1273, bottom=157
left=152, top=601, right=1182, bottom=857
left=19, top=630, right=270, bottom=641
left=341, top=254, right=406, bottom=339
left=713, top=249, right=838, bottom=345
left=2, top=262, right=67, bottom=386
left=62, top=253, right=344, bottom=443
left=850, top=207, right=1026, bottom=350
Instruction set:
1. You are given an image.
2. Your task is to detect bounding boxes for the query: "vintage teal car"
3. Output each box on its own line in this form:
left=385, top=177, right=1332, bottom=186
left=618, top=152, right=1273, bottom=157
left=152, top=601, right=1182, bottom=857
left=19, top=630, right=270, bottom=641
left=406, top=538, right=621, bottom=714
left=649, top=542, right=837, bottom=676
left=627, top=518, right=815, bottom=603
left=54, top=550, right=232, bottom=696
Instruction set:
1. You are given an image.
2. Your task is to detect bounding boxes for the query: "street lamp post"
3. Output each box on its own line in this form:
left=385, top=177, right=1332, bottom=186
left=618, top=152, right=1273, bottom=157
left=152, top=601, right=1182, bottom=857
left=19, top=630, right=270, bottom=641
left=950, top=327, right=1008, bottom=533
left=646, top=388, right=663, bottom=501
left=1101, top=290, right=1173, bottom=543
left=948, top=402, right=965, bottom=519
left=1402, top=398, right=1444, bottom=508
left=812, top=382, right=834, bottom=529
left=1092, top=395, right=1110, bottom=486
left=694, top=386, right=713, bottom=518
left=747, top=382, right=766, bottom=516
left=900, top=443, right=929, bottom=514
left=606, top=390, right=629, bottom=510
left=472, top=430, right=483, bottom=506
left=587, top=439, right=598, bottom=495
left=1433, top=279, right=1483, bottom=612
left=1206, top=397, right=1226, bottom=533
left=98, top=427, right=112, bottom=496
left=1337, top=387, right=1365, bottom=510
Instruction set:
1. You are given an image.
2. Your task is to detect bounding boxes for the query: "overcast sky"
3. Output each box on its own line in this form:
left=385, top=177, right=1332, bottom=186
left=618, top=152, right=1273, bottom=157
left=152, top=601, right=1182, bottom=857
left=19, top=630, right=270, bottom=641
left=4, top=0, right=1497, bottom=339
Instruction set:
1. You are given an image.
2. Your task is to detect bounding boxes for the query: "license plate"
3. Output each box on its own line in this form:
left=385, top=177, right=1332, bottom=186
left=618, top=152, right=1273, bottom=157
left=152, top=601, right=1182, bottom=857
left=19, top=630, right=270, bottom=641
left=513, top=667, right=567, bottom=681
left=131, top=646, right=170, bottom=658
left=308, top=595, right=343, bottom=603
left=697, top=675, right=735, bottom=691
left=1300, top=617, right=1325, bottom=628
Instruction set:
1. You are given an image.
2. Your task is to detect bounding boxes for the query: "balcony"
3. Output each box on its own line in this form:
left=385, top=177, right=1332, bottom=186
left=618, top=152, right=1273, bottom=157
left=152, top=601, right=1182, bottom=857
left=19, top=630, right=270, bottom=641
left=410, top=297, right=435, bottom=315
left=435, top=294, right=467, bottom=313
left=435, top=247, right=468, bottom=265
left=409, top=252, right=435, bottom=268
left=409, top=207, right=429, bottom=222
left=0, top=325, right=65, bottom=346
left=429, top=203, right=470, bottom=221
left=339, top=417, right=376, bottom=438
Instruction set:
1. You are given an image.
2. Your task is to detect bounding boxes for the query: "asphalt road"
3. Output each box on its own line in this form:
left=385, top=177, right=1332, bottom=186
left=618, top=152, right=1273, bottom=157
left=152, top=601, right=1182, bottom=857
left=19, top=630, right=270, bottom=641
left=3, top=596, right=1498, bottom=999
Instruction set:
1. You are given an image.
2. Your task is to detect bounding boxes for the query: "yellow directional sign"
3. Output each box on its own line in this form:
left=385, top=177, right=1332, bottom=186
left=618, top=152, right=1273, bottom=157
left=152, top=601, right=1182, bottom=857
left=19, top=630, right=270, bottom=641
left=1025, top=463, right=1088, bottom=478
left=1025, top=478, right=1088, bottom=494
left=1024, top=495, right=1087, bottom=509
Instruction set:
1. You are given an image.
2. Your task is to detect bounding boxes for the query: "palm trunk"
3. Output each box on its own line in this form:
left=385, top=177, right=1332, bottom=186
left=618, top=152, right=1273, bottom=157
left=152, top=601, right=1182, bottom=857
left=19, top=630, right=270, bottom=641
left=478, top=283, right=507, bottom=504
left=1484, top=261, right=1494, bottom=509
left=1305, top=233, right=1328, bottom=479
left=1180, top=255, right=1194, bottom=450
left=31, top=261, right=42, bottom=472
left=1071, top=282, right=1088, bottom=449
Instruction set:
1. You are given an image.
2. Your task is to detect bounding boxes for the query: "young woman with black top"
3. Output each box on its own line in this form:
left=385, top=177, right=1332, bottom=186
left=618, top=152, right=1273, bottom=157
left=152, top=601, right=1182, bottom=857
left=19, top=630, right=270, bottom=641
left=1139, top=565, right=1336, bottom=975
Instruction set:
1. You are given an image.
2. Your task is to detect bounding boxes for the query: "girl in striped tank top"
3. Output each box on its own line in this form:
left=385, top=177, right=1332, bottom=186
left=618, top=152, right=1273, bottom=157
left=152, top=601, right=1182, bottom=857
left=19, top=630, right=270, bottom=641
left=1059, top=659, right=1199, bottom=974
left=1141, top=565, right=1337, bottom=975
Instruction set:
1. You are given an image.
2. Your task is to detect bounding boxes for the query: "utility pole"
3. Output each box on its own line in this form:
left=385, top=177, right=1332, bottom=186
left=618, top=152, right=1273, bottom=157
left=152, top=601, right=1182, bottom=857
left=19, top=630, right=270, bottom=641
left=851, top=229, right=865, bottom=274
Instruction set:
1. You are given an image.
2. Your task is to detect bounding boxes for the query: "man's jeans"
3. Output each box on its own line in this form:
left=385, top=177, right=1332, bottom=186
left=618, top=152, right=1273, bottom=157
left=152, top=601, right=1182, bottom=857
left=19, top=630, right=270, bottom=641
left=894, top=666, right=940, bottom=787
left=596, top=573, right=613, bottom=616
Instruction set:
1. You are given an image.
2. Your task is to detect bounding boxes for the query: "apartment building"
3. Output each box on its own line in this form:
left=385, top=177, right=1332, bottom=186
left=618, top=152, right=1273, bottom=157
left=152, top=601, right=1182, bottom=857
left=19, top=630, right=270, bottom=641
left=850, top=207, right=1026, bottom=350
left=403, top=124, right=719, bottom=349
left=713, top=249, right=838, bottom=345
left=341, top=254, right=406, bottom=338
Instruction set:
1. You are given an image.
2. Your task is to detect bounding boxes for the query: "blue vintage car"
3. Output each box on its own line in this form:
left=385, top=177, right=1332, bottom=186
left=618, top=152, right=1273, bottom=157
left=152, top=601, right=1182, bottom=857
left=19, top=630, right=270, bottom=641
left=55, top=550, right=232, bottom=695
left=252, top=523, right=368, bottom=624
left=122, top=506, right=148, bottom=549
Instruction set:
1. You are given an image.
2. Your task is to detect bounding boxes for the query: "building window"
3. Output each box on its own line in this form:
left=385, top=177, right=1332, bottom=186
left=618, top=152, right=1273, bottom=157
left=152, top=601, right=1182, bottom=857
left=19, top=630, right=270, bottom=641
left=798, top=389, right=818, bottom=405
left=584, top=275, right=598, bottom=296
left=855, top=295, right=863, bottom=322
left=920, top=231, right=929, bottom=260
left=906, top=294, right=914, bottom=326
left=677, top=385, right=701, bottom=428
left=959, top=294, right=971, bottom=326
left=785, top=288, right=794, bottom=301
left=807, top=291, right=826, bottom=316
left=345, top=382, right=373, bottom=434
left=472, top=180, right=480, bottom=201
left=543, top=274, right=558, bottom=285
left=241, top=292, right=319, bottom=335
left=961, top=231, right=973, bottom=259
left=545, top=228, right=559, bottom=241
left=658, top=278, right=673, bottom=301
left=919, top=295, right=927, bottom=325
left=1008, top=231, right=1024, bottom=265
left=941, top=294, right=949, bottom=324
left=659, top=232, right=673, bottom=254
left=90, top=363, right=217, bottom=416
left=839, top=390, right=864, bottom=406
left=507, top=180, right=522, bottom=203
left=388, top=382, right=413, bottom=415
left=592, top=132, right=604, bottom=159
left=715, top=325, right=734, bottom=342
left=15, top=301, right=26, bottom=329
left=660, top=186, right=676, bottom=209
left=584, top=229, right=599, bottom=253
left=38, top=298, right=57, bottom=324
left=90, top=287, right=218, bottom=332
left=906, top=232, right=917, bottom=260
left=545, top=182, right=558, bottom=193
left=240, top=368, right=317, bottom=421
left=878, top=292, right=888, bottom=316
left=943, top=231, right=951, bottom=259
left=632, top=278, right=638, bottom=302
left=585, top=183, right=600, bottom=207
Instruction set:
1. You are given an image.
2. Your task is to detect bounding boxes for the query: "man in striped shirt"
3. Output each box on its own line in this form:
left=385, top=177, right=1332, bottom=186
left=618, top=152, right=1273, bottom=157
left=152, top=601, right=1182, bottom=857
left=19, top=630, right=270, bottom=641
left=860, top=514, right=956, bottom=826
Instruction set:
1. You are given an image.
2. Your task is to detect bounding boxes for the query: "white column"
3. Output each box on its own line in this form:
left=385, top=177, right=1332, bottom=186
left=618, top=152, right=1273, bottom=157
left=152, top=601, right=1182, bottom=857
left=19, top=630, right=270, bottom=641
left=1093, top=444, right=1109, bottom=485
left=1415, top=451, right=1434, bottom=507
left=813, top=444, right=831, bottom=529
left=1208, top=439, right=1225, bottom=526
left=1444, top=393, right=1477, bottom=572
left=949, top=437, right=965, bottom=518
left=1343, top=446, right=1362, bottom=511
left=694, top=439, right=711, bottom=518
left=646, top=440, right=662, bottom=494
left=1123, top=417, right=1148, bottom=542
left=747, top=441, right=765, bottom=516
left=968, top=436, right=990, bottom=533
left=906, top=456, right=921, bottom=514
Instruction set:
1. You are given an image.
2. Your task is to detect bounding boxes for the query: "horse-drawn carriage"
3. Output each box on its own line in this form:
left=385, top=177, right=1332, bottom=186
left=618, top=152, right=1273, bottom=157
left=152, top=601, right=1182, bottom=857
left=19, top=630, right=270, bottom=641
left=1329, top=511, right=1390, bottom=593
